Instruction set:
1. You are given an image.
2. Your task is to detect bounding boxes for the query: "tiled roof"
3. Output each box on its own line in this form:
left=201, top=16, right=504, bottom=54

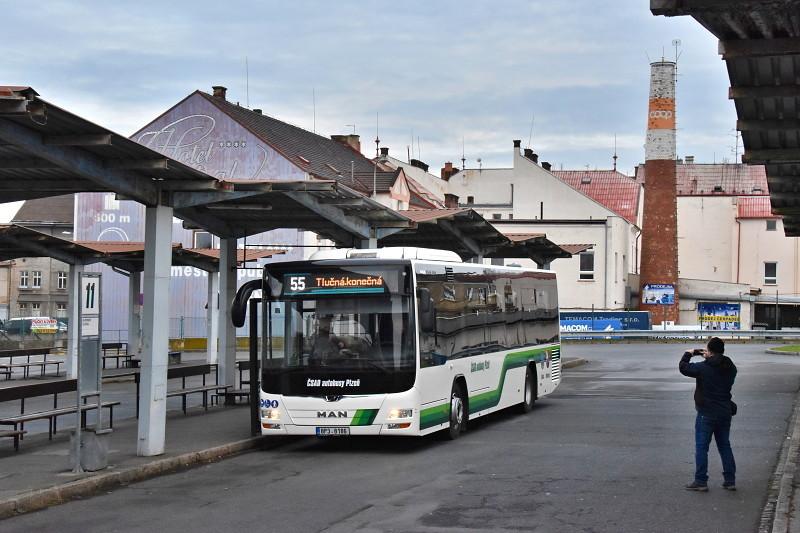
left=737, top=196, right=779, bottom=219
left=199, top=92, right=377, bottom=192
left=635, top=163, right=768, bottom=196
left=551, top=171, right=640, bottom=225
left=12, top=194, right=74, bottom=224
left=402, top=208, right=469, bottom=223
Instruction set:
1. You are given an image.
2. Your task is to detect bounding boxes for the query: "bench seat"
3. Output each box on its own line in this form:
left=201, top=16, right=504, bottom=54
left=0, top=429, right=27, bottom=451
left=0, top=400, right=120, bottom=444
left=167, top=384, right=230, bottom=413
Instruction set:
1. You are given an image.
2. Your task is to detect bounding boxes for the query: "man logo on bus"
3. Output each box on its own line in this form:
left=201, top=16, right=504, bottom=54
left=260, top=399, right=278, bottom=409
left=318, top=411, right=348, bottom=418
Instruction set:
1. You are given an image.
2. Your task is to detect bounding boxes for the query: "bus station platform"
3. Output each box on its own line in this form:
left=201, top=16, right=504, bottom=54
left=0, top=353, right=588, bottom=519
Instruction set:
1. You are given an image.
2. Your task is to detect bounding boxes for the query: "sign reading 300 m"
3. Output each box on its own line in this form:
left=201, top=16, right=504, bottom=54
left=282, top=272, right=387, bottom=297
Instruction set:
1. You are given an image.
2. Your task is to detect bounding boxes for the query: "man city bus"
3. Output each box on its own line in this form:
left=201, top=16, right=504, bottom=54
left=232, top=247, right=561, bottom=439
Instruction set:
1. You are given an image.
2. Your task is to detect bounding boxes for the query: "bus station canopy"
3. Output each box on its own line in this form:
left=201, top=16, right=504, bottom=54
left=381, top=209, right=582, bottom=264
left=0, top=224, right=283, bottom=272
left=651, top=0, right=800, bottom=234
left=0, top=86, right=411, bottom=244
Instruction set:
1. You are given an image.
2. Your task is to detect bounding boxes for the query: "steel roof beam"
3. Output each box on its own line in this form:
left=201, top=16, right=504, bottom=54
left=0, top=118, right=159, bottom=205
left=437, top=219, right=483, bottom=257
left=651, top=0, right=784, bottom=15
left=171, top=190, right=264, bottom=209
left=0, top=158, right=58, bottom=169
left=284, top=191, right=372, bottom=240
left=729, top=85, right=799, bottom=99
left=738, top=118, right=800, bottom=131
left=106, top=158, right=169, bottom=170
left=720, top=37, right=800, bottom=58
left=0, top=234, right=85, bottom=265
left=44, top=134, right=112, bottom=146
left=743, top=149, right=800, bottom=164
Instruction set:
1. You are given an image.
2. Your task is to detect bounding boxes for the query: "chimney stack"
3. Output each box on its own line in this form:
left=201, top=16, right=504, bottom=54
left=523, top=149, right=539, bottom=163
left=253, top=108, right=262, bottom=115
left=685, top=155, right=694, bottom=164
left=380, top=147, right=389, bottom=158
left=331, top=134, right=361, bottom=153
left=212, top=86, right=227, bottom=100
left=541, top=162, right=551, bottom=171
left=638, top=61, right=679, bottom=324
left=409, top=159, right=429, bottom=172
left=513, top=139, right=522, bottom=149
left=444, top=193, right=459, bottom=208
left=441, top=161, right=458, bottom=181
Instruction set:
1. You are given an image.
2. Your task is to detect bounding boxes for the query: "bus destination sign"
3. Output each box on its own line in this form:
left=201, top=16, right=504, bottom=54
left=282, top=272, right=387, bottom=297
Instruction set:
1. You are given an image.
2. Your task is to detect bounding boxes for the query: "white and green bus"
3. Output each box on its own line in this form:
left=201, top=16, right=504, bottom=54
left=235, top=247, right=561, bottom=439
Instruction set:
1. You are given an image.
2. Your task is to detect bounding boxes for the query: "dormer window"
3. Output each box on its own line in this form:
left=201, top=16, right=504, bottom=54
left=581, top=176, right=591, bottom=184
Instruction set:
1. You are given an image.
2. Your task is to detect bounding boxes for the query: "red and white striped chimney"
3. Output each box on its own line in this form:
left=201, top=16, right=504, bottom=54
left=638, top=61, right=680, bottom=324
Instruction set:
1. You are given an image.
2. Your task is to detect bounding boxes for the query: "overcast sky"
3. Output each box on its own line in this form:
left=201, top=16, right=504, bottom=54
left=1, top=0, right=736, bottom=222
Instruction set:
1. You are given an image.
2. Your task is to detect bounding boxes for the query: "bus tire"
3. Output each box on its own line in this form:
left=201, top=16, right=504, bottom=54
left=518, top=364, right=537, bottom=413
left=447, top=383, right=467, bottom=440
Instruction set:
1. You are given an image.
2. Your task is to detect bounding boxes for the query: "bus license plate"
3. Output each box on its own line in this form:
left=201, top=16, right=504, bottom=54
left=316, top=427, right=350, bottom=436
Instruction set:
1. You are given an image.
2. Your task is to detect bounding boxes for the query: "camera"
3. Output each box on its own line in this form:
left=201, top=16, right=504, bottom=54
left=692, top=349, right=705, bottom=356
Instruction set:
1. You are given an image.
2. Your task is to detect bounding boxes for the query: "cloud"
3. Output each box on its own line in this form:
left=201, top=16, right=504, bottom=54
left=0, top=0, right=738, bottom=187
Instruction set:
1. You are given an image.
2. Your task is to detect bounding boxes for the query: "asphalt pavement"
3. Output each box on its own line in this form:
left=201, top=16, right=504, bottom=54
left=3, top=343, right=800, bottom=533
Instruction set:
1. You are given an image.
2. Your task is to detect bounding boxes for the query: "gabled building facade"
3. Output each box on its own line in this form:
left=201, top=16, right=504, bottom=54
left=443, top=140, right=642, bottom=312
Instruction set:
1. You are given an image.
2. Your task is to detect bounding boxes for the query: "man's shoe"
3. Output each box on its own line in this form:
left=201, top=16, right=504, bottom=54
left=722, top=482, right=736, bottom=491
left=685, top=481, right=709, bottom=492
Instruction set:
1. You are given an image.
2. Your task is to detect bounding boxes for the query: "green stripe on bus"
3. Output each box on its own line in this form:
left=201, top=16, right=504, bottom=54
left=350, top=409, right=378, bottom=426
left=419, top=344, right=558, bottom=430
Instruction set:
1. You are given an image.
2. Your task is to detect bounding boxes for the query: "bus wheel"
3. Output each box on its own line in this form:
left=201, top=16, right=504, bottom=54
left=518, top=365, right=537, bottom=414
left=447, top=384, right=466, bottom=440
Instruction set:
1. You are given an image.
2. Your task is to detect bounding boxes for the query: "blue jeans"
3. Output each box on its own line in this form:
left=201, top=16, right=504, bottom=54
left=695, top=413, right=736, bottom=485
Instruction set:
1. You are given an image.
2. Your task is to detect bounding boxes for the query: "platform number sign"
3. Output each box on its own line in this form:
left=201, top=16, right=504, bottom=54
left=80, top=274, right=101, bottom=336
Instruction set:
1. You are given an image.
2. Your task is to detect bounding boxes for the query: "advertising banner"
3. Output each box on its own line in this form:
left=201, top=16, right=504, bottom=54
left=642, top=284, right=675, bottom=305
left=698, top=302, right=741, bottom=331
left=560, top=311, right=650, bottom=330
left=559, top=318, right=623, bottom=333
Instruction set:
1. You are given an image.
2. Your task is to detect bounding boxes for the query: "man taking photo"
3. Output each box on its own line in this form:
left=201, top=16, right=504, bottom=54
left=679, top=336, right=737, bottom=492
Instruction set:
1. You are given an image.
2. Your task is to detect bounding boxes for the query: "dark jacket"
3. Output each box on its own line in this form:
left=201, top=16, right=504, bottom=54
left=679, top=351, right=737, bottom=418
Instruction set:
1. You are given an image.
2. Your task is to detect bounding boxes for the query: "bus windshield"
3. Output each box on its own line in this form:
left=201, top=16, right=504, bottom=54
left=262, top=264, right=416, bottom=395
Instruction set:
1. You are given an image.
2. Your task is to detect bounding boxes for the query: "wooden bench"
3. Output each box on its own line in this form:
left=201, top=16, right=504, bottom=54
left=0, top=379, right=119, bottom=451
left=101, top=342, right=130, bottom=369
left=0, top=348, right=61, bottom=380
left=135, top=363, right=229, bottom=416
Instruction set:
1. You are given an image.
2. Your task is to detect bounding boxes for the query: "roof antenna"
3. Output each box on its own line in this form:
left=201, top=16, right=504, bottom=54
left=345, top=124, right=356, bottom=134
left=613, top=133, right=618, bottom=171
left=245, top=56, right=249, bottom=108
left=375, top=112, right=380, bottom=158
left=527, top=113, right=535, bottom=149
left=461, top=136, right=466, bottom=170
left=312, top=87, right=316, bottom=133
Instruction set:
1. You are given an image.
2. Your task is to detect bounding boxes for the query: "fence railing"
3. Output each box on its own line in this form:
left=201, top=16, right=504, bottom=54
left=561, top=329, right=800, bottom=341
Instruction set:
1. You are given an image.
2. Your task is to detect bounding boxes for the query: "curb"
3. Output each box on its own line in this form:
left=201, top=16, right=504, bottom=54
left=767, top=349, right=800, bottom=356
left=0, top=435, right=266, bottom=520
left=760, top=388, right=800, bottom=533
left=562, top=358, right=588, bottom=369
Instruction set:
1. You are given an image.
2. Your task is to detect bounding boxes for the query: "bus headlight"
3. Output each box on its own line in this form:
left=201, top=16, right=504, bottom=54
left=387, top=408, right=413, bottom=420
left=261, top=409, right=281, bottom=420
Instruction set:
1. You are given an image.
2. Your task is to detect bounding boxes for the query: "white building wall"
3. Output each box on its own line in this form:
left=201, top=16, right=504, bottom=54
left=738, top=218, right=800, bottom=295
left=493, top=220, right=631, bottom=312
left=677, top=196, right=737, bottom=282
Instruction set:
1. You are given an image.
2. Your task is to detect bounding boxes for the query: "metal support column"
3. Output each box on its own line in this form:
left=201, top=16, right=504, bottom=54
left=128, top=270, right=142, bottom=356
left=65, top=263, right=84, bottom=379
left=137, top=204, right=173, bottom=457
left=206, top=271, right=219, bottom=365
left=218, top=238, right=237, bottom=389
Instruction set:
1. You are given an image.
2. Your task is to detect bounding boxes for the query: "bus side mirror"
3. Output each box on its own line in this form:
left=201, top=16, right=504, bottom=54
left=417, top=288, right=435, bottom=332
